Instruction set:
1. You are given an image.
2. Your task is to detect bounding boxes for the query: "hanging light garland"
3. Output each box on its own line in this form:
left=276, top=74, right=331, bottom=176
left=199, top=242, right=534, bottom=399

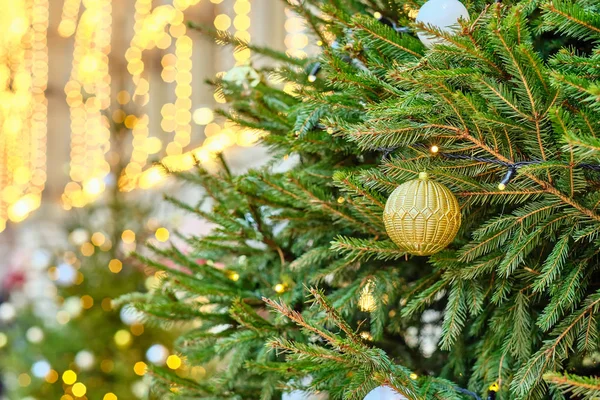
left=0, top=0, right=49, bottom=231
left=62, top=0, right=113, bottom=209
left=133, top=0, right=263, bottom=190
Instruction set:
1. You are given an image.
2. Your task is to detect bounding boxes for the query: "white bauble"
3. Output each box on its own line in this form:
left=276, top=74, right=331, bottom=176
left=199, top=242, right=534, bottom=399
left=75, top=350, right=95, bottom=370
left=0, top=303, right=16, bottom=322
left=26, top=326, right=45, bottom=344
left=31, top=360, right=51, bottom=378
left=120, top=305, right=144, bottom=326
left=56, top=263, right=77, bottom=286
left=283, top=391, right=328, bottom=400
left=364, top=386, right=408, bottom=400
left=283, top=376, right=328, bottom=400
left=415, top=0, right=469, bottom=48
left=146, top=344, right=169, bottom=365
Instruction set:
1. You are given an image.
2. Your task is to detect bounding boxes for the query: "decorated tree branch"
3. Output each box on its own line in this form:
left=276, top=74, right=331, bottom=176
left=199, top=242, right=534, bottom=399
left=122, top=0, right=600, bottom=398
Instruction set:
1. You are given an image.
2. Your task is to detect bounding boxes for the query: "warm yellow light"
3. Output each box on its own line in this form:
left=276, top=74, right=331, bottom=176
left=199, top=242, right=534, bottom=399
left=80, top=54, right=99, bottom=74
left=8, top=195, right=40, bottom=222
left=103, top=393, right=118, bottom=400
left=410, top=373, right=418, bottom=380
left=155, top=227, right=170, bottom=242
left=83, top=178, right=105, bottom=196
left=192, top=108, right=214, bottom=125
left=229, top=272, right=240, bottom=281
left=9, top=17, right=29, bottom=36
left=139, top=167, right=166, bottom=189
left=498, top=183, right=506, bottom=191
left=91, top=232, right=106, bottom=246
left=72, top=382, right=87, bottom=397
left=131, top=323, right=144, bottom=336
left=121, top=230, right=136, bottom=244
left=62, top=370, right=77, bottom=385
left=108, top=259, right=123, bottom=273
left=80, top=242, right=95, bottom=257
left=145, top=137, right=163, bottom=154
left=58, top=20, right=77, bottom=37
left=81, top=295, right=94, bottom=309
left=214, top=14, right=231, bottom=30
left=46, top=369, right=59, bottom=383
left=134, top=361, right=147, bottom=376
left=308, top=75, right=317, bottom=83
left=373, top=11, right=383, bottom=19
left=117, top=90, right=130, bottom=105
left=166, top=355, right=182, bottom=369
left=430, top=145, right=439, bottom=153
left=274, top=284, right=285, bottom=293
left=114, top=330, right=132, bottom=347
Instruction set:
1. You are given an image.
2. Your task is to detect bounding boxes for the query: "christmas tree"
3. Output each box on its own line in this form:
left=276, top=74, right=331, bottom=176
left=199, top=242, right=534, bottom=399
left=0, top=122, right=180, bottom=400
left=120, top=0, right=600, bottom=399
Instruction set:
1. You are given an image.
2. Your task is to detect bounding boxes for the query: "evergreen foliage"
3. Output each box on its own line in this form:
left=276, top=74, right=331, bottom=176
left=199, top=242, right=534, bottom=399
left=121, top=0, right=600, bottom=398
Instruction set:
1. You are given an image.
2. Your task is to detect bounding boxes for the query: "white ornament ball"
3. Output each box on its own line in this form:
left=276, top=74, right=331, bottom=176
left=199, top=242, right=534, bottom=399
left=26, top=326, right=45, bottom=344
left=56, top=263, right=77, bottom=286
left=120, top=305, right=144, bottom=326
left=0, top=303, right=16, bottom=322
left=283, top=376, right=328, bottom=400
left=146, top=344, right=169, bottom=365
left=31, top=360, right=51, bottom=378
left=415, top=0, right=469, bottom=48
left=364, top=386, right=408, bottom=400
left=282, top=390, right=328, bottom=400
left=75, top=350, right=95, bottom=370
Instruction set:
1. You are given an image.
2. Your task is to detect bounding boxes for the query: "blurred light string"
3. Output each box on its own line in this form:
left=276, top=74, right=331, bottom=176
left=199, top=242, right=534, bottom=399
left=134, top=0, right=262, bottom=191
left=62, top=0, right=113, bottom=209
left=0, top=0, right=49, bottom=231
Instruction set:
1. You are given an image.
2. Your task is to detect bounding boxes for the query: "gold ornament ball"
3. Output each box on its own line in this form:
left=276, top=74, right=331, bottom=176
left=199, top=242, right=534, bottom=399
left=384, top=172, right=461, bottom=256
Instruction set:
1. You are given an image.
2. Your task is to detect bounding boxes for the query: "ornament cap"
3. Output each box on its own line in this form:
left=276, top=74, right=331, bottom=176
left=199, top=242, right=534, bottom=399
left=418, top=171, right=429, bottom=180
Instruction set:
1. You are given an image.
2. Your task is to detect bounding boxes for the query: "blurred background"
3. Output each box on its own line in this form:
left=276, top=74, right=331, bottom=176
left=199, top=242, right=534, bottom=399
left=0, top=1, right=314, bottom=398
left=0, top=0, right=314, bottom=263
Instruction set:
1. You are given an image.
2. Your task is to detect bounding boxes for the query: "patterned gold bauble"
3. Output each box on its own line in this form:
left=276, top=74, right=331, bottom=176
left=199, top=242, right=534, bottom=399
left=384, top=172, right=461, bottom=255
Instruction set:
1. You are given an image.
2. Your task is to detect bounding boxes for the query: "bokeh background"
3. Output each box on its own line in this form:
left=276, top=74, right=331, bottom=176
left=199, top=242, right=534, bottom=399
left=0, top=0, right=315, bottom=259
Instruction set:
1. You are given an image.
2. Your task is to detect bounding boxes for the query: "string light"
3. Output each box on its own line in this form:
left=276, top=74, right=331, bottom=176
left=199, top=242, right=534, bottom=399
left=123, top=1, right=261, bottom=190
left=274, top=283, right=286, bottom=293
left=62, top=0, right=112, bottom=209
left=284, top=7, right=308, bottom=59
left=0, top=0, right=49, bottom=230
left=58, top=0, right=81, bottom=37
left=233, top=0, right=251, bottom=64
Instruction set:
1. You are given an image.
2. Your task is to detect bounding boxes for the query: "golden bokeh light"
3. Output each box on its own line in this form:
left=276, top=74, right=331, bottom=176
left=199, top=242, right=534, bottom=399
left=155, top=227, right=170, bottom=242
left=114, top=329, right=132, bottom=347
left=0, top=0, right=48, bottom=230
left=166, top=354, right=182, bottom=370
left=108, top=259, right=123, bottom=273
left=72, top=382, right=87, bottom=397
left=62, top=370, right=77, bottom=385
